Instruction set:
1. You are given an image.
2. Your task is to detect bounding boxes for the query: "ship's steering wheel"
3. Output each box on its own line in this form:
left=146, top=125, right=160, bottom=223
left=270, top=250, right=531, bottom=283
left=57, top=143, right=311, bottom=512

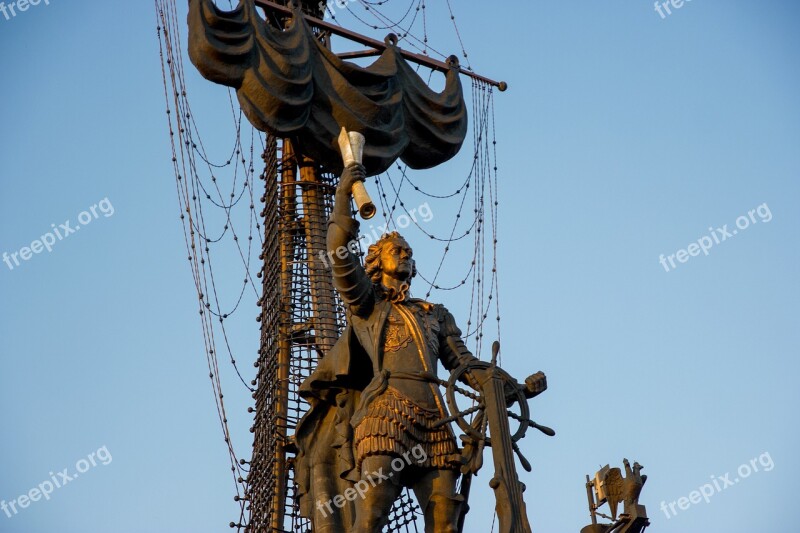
left=433, top=341, right=555, bottom=473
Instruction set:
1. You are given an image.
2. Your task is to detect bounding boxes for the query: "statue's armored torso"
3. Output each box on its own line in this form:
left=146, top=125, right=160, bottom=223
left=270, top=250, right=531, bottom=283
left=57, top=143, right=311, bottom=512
left=382, top=302, right=440, bottom=410
left=353, top=299, right=461, bottom=472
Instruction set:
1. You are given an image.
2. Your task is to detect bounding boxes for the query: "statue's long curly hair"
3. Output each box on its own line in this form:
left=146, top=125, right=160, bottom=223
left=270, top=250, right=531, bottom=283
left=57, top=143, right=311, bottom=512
left=364, top=231, right=417, bottom=283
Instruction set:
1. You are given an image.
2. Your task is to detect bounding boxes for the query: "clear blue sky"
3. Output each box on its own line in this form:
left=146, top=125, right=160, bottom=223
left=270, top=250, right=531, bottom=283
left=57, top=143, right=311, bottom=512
left=1, top=1, right=798, bottom=532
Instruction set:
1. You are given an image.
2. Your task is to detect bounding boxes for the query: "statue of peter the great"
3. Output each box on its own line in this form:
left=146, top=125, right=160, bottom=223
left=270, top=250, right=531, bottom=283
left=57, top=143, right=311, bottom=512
left=295, top=164, right=543, bottom=532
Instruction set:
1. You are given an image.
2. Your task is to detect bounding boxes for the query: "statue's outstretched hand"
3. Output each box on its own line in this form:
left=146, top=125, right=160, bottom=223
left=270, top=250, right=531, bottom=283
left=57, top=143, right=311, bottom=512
left=338, top=163, right=366, bottom=199
left=524, top=371, right=547, bottom=398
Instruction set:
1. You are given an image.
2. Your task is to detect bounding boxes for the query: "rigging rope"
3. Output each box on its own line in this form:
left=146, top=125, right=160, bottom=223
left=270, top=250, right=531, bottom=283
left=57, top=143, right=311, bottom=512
left=155, top=1, right=273, bottom=528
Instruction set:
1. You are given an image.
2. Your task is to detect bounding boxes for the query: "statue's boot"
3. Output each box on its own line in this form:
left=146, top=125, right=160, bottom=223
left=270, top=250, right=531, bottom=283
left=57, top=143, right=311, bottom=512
left=424, top=493, right=464, bottom=533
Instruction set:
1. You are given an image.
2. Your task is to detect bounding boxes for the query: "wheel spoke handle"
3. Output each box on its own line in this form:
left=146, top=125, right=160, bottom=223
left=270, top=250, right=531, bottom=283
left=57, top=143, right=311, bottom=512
left=432, top=403, right=484, bottom=428
left=512, top=442, right=532, bottom=472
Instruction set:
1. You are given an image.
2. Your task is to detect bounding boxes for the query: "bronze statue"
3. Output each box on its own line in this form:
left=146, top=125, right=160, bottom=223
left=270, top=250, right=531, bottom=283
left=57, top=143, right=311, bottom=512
left=295, top=163, right=548, bottom=532
left=582, top=459, right=649, bottom=533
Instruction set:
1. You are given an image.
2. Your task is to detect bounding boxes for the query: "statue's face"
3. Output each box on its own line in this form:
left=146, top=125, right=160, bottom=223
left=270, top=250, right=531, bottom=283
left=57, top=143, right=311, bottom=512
left=380, top=237, right=414, bottom=281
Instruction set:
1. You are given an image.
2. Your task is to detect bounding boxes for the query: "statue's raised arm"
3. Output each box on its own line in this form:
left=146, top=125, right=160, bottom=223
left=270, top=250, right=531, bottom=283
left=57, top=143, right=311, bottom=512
left=326, top=164, right=376, bottom=318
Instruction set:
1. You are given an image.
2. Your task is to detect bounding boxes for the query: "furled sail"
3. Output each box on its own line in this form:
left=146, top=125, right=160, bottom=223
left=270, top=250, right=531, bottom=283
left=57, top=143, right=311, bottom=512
left=188, top=0, right=468, bottom=175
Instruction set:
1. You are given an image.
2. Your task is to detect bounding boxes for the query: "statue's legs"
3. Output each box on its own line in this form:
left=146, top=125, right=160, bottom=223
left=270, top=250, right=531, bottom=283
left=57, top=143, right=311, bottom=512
left=411, top=468, right=463, bottom=533
left=352, top=455, right=403, bottom=533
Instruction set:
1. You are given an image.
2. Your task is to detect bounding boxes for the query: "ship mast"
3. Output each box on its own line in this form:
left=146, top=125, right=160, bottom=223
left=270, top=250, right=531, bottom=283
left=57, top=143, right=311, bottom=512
left=248, top=4, right=505, bottom=530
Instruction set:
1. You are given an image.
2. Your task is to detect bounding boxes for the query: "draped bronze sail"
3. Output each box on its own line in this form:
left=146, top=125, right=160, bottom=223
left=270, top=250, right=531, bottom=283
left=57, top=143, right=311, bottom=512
left=188, top=0, right=468, bottom=175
